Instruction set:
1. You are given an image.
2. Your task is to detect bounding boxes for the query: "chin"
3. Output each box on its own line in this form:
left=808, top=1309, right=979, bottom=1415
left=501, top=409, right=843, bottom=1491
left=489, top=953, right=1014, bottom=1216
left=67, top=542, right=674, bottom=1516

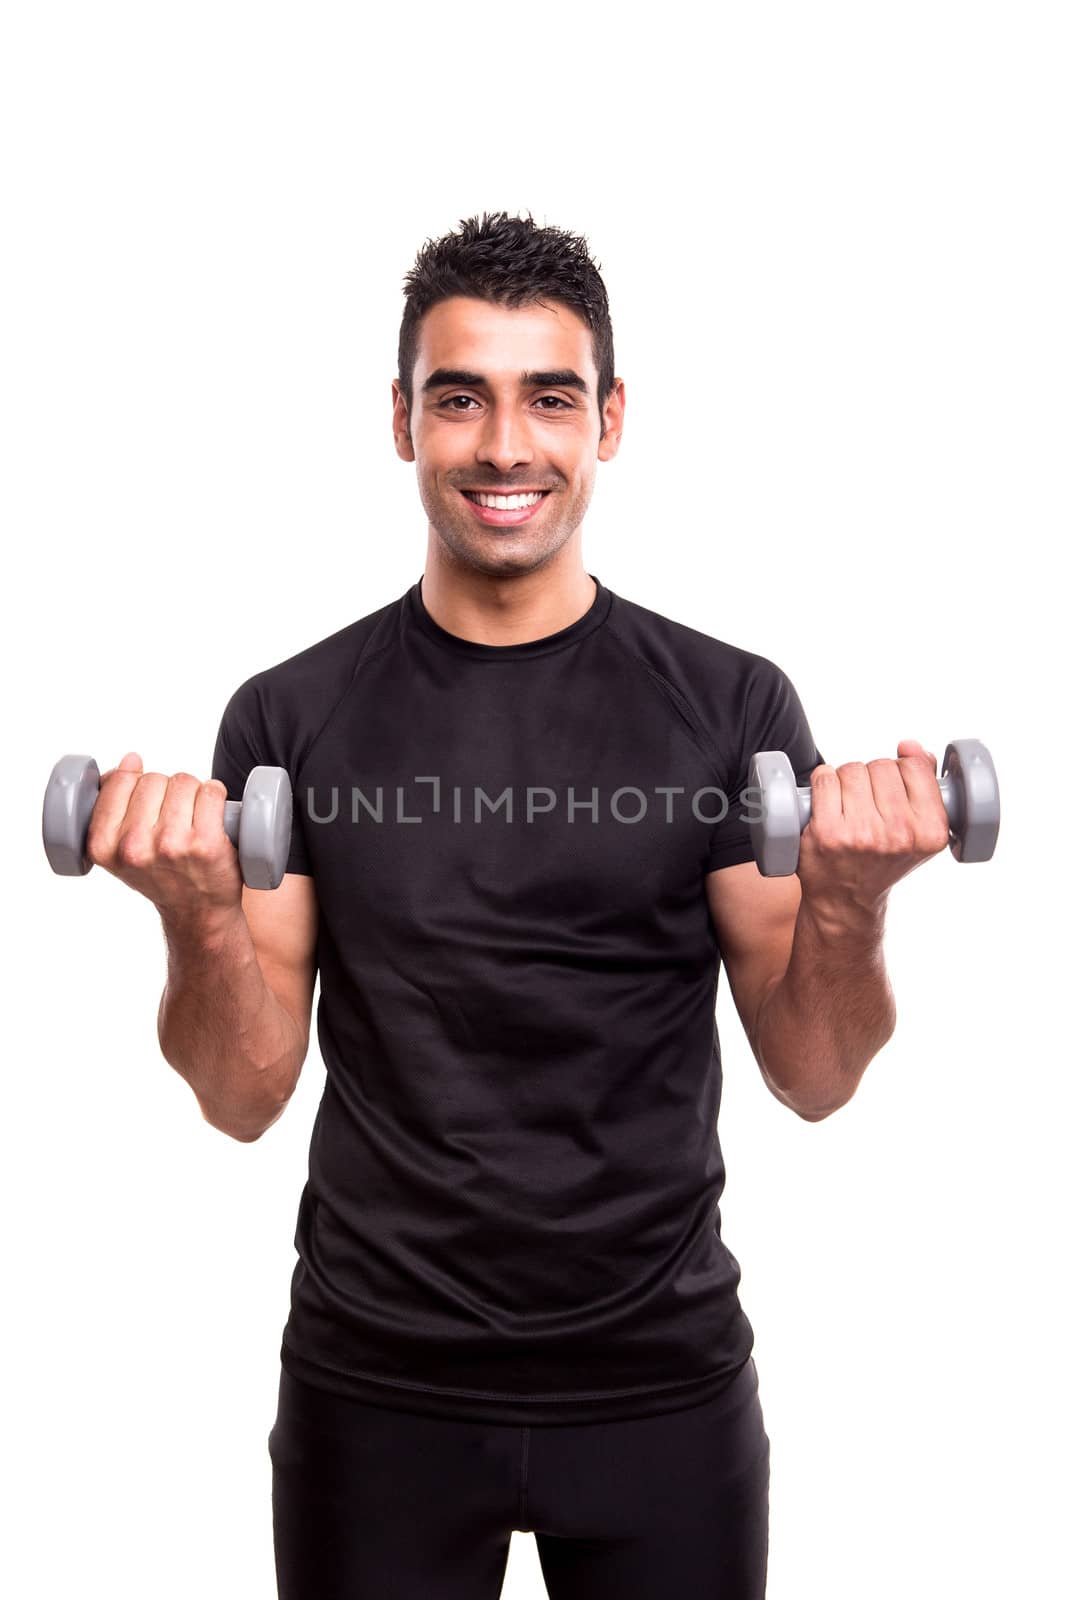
left=451, top=542, right=545, bottom=579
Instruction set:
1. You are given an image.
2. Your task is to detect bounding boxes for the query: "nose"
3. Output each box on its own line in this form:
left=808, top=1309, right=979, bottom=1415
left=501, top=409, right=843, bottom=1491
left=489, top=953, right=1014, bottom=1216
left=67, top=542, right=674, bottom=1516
left=474, top=403, right=535, bottom=475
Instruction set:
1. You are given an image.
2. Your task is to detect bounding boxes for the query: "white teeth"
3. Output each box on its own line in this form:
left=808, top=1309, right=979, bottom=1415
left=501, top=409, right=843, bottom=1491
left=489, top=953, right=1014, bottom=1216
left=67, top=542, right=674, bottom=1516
left=469, top=491, right=545, bottom=510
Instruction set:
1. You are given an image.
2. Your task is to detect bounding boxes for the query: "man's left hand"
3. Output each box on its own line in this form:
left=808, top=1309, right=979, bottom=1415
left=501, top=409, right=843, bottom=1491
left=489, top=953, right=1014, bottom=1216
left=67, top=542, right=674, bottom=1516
left=797, top=738, right=951, bottom=919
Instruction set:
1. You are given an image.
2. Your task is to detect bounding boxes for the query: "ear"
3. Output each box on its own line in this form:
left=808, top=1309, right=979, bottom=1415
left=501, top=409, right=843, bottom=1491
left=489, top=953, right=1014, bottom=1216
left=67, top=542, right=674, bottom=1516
left=392, top=379, right=415, bottom=462
left=597, top=377, right=625, bottom=463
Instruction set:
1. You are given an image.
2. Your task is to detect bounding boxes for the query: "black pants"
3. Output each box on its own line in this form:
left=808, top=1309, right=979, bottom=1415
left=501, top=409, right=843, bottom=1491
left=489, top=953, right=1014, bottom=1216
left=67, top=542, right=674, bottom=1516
left=268, top=1355, right=770, bottom=1598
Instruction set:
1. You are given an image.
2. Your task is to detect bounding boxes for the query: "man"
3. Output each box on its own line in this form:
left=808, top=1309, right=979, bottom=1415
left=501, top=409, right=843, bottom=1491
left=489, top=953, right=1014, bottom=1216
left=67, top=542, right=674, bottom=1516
left=95, top=211, right=950, bottom=1598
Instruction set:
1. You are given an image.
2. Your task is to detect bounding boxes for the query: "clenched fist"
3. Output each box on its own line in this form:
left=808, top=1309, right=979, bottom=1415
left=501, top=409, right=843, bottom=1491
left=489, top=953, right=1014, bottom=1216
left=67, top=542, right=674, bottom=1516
left=797, top=739, right=951, bottom=916
left=86, top=752, right=244, bottom=919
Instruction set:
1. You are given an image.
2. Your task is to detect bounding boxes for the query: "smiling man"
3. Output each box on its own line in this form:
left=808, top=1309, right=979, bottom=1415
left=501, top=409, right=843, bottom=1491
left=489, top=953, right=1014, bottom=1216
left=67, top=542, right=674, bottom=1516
left=193, top=211, right=945, bottom=1598
left=400, top=291, right=608, bottom=636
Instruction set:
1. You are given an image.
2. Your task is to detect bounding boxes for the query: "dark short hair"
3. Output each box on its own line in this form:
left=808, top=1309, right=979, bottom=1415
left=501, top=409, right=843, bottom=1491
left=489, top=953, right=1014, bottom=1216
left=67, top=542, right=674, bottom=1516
left=398, top=210, right=615, bottom=439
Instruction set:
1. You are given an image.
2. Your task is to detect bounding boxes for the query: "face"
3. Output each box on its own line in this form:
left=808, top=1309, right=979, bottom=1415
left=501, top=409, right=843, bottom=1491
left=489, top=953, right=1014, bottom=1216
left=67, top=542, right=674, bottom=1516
left=393, top=296, right=624, bottom=578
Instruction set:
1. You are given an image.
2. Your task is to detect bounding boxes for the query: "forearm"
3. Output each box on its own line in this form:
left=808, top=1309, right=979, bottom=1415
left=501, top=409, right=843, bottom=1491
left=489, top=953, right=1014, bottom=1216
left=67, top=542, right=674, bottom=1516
left=755, top=894, right=897, bottom=1121
left=157, top=906, right=303, bottom=1141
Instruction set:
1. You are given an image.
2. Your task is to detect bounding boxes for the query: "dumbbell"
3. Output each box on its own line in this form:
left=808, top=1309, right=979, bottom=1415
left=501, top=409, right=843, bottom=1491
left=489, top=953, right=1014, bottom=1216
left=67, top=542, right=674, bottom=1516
left=42, top=754, right=293, bottom=891
left=746, top=738, right=1000, bottom=877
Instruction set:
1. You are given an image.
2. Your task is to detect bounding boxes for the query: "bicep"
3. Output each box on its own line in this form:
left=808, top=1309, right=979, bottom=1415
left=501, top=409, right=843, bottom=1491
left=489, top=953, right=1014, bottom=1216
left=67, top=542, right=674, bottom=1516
left=242, top=872, right=319, bottom=1058
left=704, top=861, right=800, bottom=1060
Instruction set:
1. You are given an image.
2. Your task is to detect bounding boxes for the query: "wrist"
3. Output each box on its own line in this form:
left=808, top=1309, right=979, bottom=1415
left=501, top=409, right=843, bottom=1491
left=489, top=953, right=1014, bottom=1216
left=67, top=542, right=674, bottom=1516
left=798, top=886, right=888, bottom=948
left=158, top=900, right=247, bottom=952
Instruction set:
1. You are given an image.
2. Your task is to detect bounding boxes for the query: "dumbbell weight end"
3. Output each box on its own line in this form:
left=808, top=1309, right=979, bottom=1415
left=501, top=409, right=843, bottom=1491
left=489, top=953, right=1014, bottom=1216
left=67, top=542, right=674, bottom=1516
left=42, top=754, right=101, bottom=876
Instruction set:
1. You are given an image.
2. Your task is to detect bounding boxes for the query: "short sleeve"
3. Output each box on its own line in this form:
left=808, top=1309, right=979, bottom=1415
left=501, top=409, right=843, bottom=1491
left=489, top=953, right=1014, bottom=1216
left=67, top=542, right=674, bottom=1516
left=703, top=659, right=825, bottom=874
left=211, top=677, right=313, bottom=878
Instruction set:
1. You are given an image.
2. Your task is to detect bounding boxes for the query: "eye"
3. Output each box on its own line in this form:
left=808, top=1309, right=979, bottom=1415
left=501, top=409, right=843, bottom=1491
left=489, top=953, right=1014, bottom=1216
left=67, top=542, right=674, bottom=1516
left=438, top=395, right=574, bottom=412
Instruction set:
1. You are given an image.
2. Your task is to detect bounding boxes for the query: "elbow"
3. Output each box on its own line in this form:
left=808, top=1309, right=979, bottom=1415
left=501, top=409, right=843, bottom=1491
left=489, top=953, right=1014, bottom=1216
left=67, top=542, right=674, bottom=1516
left=758, top=1059, right=849, bottom=1123
left=794, top=1087, right=858, bottom=1122
left=795, top=1102, right=841, bottom=1123
left=200, top=1106, right=259, bottom=1143
left=197, top=1097, right=277, bottom=1144
left=771, top=1073, right=858, bottom=1123
left=229, top=1124, right=266, bottom=1143
left=207, top=1115, right=269, bottom=1144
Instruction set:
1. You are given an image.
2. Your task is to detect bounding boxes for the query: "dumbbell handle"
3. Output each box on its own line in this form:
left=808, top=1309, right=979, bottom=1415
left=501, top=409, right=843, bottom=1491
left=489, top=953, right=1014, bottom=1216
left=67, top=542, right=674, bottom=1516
left=749, top=738, right=999, bottom=876
left=43, top=755, right=293, bottom=889
left=794, top=773, right=962, bottom=834
left=47, top=764, right=246, bottom=860
left=221, top=802, right=242, bottom=848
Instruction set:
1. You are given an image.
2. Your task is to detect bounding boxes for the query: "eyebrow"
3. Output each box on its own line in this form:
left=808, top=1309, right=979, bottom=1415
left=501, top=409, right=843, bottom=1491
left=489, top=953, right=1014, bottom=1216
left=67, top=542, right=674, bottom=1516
left=421, top=367, right=589, bottom=397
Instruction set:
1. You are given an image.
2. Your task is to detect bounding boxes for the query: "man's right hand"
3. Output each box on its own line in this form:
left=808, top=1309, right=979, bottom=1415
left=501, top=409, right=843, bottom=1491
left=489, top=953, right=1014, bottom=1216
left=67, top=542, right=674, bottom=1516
left=86, top=752, right=244, bottom=921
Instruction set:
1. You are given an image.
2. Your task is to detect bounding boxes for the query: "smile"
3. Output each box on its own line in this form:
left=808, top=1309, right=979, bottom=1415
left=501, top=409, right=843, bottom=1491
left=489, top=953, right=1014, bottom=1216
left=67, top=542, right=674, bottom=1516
left=459, top=489, right=551, bottom=526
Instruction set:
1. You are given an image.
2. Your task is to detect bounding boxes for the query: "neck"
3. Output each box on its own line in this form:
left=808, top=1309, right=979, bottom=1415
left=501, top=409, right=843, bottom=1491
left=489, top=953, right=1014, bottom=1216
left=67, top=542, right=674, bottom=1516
left=420, top=547, right=596, bottom=648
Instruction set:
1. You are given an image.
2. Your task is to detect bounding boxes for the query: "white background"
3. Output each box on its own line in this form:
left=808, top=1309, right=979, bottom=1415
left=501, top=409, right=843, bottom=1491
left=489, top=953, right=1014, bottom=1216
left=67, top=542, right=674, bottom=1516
left=4, top=3, right=1063, bottom=1596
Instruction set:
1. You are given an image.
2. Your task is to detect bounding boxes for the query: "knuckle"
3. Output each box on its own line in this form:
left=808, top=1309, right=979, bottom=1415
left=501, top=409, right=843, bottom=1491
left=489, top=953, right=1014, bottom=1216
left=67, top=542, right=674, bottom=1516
left=920, top=821, right=950, bottom=852
left=115, top=832, right=151, bottom=868
left=155, top=831, right=187, bottom=862
left=885, top=825, right=914, bottom=853
left=832, top=820, right=876, bottom=850
left=84, top=826, right=109, bottom=867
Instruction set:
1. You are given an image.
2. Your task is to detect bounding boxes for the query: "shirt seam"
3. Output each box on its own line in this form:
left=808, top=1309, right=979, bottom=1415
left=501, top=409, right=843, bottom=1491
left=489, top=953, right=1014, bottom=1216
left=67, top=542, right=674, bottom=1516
left=288, top=626, right=398, bottom=794
left=281, top=1349, right=737, bottom=1404
left=407, top=585, right=614, bottom=663
left=704, top=840, right=757, bottom=871
left=600, top=619, right=731, bottom=782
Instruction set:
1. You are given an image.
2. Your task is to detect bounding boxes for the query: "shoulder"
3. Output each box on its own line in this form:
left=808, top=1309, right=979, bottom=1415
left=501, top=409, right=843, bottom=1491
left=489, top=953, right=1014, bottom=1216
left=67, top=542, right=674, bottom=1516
left=215, top=593, right=403, bottom=778
left=224, top=593, right=400, bottom=721
left=603, top=588, right=791, bottom=726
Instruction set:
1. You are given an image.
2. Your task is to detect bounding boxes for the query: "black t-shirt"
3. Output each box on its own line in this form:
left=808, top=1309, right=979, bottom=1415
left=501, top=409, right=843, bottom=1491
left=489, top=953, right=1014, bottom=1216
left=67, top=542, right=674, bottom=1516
left=212, top=573, right=823, bottom=1424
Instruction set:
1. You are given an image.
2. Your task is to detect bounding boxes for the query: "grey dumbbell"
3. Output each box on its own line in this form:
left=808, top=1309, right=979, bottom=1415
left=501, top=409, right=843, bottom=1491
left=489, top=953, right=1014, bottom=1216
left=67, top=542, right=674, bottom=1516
left=746, top=738, right=1000, bottom=878
left=42, top=754, right=293, bottom=891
